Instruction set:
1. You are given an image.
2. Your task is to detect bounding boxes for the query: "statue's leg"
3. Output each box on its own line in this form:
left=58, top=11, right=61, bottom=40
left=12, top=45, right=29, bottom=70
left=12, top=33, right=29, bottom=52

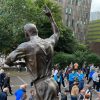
left=34, top=78, right=59, bottom=100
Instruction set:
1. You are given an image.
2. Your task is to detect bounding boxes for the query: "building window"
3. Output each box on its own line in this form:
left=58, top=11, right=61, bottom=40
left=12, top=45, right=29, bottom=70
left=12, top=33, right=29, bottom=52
left=72, top=0, right=75, bottom=5
left=78, top=0, right=82, bottom=6
left=66, top=7, right=72, bottom=15
left=68, top=0, right=72, bottom=4
left=76, top=0, right=79, bottom=5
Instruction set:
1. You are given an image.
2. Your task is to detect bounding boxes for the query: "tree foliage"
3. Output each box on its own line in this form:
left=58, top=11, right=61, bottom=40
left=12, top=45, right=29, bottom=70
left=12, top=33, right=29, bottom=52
left=0, top=0, right=77, bottom=55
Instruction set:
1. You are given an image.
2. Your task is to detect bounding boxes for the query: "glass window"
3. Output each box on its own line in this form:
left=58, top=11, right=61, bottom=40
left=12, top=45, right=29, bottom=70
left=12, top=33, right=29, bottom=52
left=76, top=0, right=78, bottom=5
left=66, top=7, right=72, bottom=15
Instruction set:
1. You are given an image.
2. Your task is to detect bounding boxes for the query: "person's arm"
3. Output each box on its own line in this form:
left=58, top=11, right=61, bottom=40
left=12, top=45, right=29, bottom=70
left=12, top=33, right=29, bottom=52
left=5, top=44, right=26, bottom=66
left=44, top=6, right=60, bottom=45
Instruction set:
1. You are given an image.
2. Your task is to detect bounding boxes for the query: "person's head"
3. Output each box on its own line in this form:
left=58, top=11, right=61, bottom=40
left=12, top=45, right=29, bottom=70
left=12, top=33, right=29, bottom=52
left=85, top=93, right=90, bottom=99
left=95, top=68, right=99, bottom=73
left=0, top=69, right=4, bottom=73
left=78, top=69, right=81, bottom=73
left=80, top=89, right=85, bottom=95
left=6, top=73, right=10, bottom=77
left=24, top=23, right=38, bottom=40
left=30, top=89, right=35, bottom=96
left=20, top=84, right=28, bottom=90
left=74, top=63, right=78, bottom=69
left=73, top=81, right=79, bottom=86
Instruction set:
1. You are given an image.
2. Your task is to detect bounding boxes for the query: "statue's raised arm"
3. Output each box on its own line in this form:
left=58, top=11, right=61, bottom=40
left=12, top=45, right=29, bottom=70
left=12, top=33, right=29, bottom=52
left=44, top=6, right=60, bottom=46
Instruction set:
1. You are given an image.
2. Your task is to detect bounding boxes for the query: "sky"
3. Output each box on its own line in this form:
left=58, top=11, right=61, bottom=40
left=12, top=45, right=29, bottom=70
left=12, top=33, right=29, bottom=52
left=91, top=0, right=100, bottom=12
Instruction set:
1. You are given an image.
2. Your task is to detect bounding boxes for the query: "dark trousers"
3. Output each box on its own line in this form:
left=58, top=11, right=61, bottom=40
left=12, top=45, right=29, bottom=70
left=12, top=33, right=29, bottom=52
left=0, top=83, right=3, bottom=92
left=79, top=80, right=84, bottom=91
left=93, top=81, right=96, bottom=89
left=71, top=96, right=77, bottom=100
left=0, top=85, right=3, bottom=92
left=96, top=82, right=100, bottom=91
left=69, top=81, right=74, bottom=92
left=87, top=78, right=92, bottom=84
left=57, top=82, right=61, bottom=92
left=86, top=73, right=89, bottom=80
left=62, top=80, right=65, bottom=87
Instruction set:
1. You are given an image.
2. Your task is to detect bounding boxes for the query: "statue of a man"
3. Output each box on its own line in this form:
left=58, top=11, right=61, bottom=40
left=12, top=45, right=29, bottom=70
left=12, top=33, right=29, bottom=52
left=5, top=6, right=59, bottom=100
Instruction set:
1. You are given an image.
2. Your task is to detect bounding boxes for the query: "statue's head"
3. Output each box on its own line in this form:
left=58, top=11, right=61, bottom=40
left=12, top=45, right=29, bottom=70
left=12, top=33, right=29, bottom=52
left=24, top=23, right=38, bottom=40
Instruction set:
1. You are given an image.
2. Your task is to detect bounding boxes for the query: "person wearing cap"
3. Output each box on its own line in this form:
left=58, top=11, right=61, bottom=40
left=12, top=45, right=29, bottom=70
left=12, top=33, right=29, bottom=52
left=0, top=87, right=9, bottom=100
left=15, top=84, right=27, bottom=100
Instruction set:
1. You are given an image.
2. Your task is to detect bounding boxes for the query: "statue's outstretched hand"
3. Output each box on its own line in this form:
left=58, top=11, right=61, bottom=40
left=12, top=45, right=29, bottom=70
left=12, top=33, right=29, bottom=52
left=43, top=5, right=52, bottom=17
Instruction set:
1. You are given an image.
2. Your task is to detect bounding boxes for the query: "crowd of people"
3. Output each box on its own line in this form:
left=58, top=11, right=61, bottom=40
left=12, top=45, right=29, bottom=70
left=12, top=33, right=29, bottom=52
left=0, top=63, right=100, bottom=100
left=52, top=63, right=100, bottom=100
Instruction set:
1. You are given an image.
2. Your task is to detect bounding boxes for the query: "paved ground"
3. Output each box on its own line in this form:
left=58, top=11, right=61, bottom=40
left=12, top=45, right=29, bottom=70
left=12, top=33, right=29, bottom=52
left=6, top=71, right=98, bottom=100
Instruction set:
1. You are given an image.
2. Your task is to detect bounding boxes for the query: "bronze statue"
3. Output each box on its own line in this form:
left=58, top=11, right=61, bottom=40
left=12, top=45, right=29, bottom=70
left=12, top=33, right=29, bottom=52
left=5, top=6, right=60, bottom=100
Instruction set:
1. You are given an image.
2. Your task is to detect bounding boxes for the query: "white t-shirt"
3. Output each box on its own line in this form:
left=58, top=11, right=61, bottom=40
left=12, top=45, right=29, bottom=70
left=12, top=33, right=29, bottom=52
left=92, top=72, right=99, bottom=82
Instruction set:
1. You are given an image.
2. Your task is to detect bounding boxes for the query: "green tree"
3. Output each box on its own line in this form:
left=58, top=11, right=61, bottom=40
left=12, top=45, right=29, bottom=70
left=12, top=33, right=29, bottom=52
left=0, top=0, right=77, bottom=55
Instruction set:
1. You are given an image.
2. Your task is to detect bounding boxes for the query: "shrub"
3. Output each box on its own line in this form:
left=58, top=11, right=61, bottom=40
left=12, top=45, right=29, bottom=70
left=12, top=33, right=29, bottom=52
left=53, top=51, right=100, bottom=69
left=86, top=53, right=100, bottom=66
left=53, top=52, right=75, bottom=69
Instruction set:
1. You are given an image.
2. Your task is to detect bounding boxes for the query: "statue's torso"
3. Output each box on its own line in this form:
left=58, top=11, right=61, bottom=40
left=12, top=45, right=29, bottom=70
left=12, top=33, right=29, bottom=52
left=24, top=38, right=54, bottom=81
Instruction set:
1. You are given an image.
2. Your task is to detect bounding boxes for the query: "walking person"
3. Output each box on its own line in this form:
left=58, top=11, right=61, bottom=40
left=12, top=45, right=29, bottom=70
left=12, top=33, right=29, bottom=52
left=68, top=71, right=74, bottom=92
left=60, top=70, right=65, bottom=87
left=87, top=68, right=95, bottom=84
left=92, top=69, right=100, bottom=91
left=78, top=70, right=85, bottom=91
left=4, top=73, right=13, bottom=95
left=85, top=65, right=90, bottom=80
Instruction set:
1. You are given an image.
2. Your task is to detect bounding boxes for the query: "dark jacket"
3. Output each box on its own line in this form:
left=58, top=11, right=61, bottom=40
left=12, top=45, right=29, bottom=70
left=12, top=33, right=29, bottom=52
left=0, top=73, right=6, bottom=85
left=4, top=76, right=10, bottom=87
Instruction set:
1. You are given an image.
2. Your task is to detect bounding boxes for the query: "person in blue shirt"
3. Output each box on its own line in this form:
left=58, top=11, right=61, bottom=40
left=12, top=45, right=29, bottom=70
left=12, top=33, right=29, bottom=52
left=15, top=84, right=27, bottom=100
left=68, top=71, right=77, bottom=92
left=78, top=70, right=85, bottom=91
left=87, top=68, right=95, bottom=84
